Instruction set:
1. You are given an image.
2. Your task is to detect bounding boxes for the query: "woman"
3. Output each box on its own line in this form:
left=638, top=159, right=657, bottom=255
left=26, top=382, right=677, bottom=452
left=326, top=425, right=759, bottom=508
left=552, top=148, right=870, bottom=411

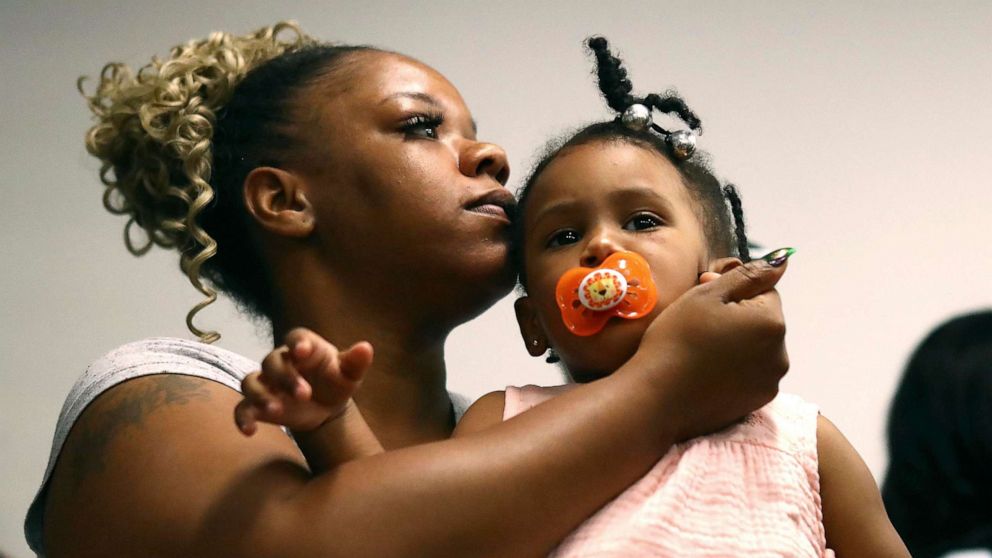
left=28, top=22, right=790, bottom=557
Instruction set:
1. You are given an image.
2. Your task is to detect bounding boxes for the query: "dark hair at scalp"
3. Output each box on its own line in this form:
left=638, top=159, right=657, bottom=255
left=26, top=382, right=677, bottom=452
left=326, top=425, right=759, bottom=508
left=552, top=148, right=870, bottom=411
left=514, top=37, right=749, bottom=287
left=882, top=310, right=992, bottom=556
left=200, top=44, right=375, bottom=319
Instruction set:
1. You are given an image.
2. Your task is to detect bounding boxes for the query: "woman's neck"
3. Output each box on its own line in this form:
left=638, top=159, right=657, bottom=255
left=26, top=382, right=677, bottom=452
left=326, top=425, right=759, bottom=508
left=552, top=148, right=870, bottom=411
left=272, top=270, right=456, bottom=449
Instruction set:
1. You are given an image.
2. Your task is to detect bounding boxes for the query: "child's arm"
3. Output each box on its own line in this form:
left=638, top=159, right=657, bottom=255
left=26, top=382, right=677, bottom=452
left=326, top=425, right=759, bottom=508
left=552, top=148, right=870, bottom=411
left=235, top=329, right=384, bottom=474
left=818, top=415, right=909, bottom=556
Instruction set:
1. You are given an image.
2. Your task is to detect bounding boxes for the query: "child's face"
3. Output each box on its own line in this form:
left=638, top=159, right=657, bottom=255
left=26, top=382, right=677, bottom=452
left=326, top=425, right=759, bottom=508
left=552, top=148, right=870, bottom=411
left=516, top=141, right=736, bottom=382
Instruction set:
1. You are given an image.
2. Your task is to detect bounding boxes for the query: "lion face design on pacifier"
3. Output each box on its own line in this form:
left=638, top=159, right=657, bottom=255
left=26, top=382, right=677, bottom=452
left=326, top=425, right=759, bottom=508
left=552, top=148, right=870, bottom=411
left=555, top=251, right=658, bottom=336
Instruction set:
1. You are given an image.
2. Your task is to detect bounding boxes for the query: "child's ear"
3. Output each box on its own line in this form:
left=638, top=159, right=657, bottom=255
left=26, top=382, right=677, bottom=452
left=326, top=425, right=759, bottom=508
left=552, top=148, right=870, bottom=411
left=699, top=257, right=743, bottom=284
left=514, top=296, right=549, bottom=357
left=243, top=167, right=315, bottom=238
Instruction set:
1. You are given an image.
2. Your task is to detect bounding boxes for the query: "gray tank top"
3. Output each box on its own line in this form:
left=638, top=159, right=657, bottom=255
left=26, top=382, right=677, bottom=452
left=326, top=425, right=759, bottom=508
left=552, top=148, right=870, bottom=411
left=24, top=337, right=471, bottom=555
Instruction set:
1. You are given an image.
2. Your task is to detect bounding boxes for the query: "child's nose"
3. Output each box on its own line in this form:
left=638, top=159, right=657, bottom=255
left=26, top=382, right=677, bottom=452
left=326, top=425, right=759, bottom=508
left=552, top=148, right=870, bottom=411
left=580, top=230, right=621, bottom=267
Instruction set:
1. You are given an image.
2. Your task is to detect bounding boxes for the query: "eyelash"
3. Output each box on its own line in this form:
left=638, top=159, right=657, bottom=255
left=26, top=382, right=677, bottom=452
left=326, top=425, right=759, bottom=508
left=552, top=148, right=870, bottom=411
left=546, top=229, right=580, bottom=249
left=400, top=112, right=444, bottom=139
left=544, top=213, right=664, bottom=249
left=624, top=213, right=663, bottom=231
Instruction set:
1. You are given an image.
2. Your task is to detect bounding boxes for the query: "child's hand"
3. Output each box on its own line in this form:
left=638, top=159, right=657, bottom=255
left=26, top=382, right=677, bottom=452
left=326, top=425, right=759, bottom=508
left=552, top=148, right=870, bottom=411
left=234, top=328, right=374, bottom=436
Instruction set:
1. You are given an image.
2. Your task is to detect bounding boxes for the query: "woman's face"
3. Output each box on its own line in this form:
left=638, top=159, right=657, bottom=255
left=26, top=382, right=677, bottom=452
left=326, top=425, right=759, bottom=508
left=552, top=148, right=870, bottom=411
left=289, top=51, right=515, bottom=327
left=518, top=141, right=712, bottom=382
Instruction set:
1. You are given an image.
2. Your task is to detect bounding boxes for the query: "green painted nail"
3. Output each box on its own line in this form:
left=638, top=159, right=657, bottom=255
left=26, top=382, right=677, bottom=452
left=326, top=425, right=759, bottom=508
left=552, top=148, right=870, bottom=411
left=762, top=247, right=796, bottom=267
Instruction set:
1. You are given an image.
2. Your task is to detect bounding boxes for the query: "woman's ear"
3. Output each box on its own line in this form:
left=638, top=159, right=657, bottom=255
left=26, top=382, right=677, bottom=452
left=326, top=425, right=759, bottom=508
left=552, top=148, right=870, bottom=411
left=243, top=167, right=315, bottom=238
left=699, top=257, right=743, bottom=284
left=514, top=296, right=549, bottom=357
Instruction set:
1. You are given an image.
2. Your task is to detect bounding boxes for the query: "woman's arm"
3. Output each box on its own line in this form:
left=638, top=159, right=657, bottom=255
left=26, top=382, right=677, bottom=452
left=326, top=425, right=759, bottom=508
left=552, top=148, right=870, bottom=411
left=818, top=415, right=910, bottom=556
left=44, top=260, right=789, bottom=558
left=453, top=391, right=507, bottom=437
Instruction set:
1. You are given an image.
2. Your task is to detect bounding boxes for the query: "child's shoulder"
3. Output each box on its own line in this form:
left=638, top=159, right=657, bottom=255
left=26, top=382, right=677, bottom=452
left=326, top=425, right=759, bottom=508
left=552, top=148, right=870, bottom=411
left=453, top=384, right=575, bottom=437
left=705, top=392, right=821, bottom=456
left=504, top=384, right=575, bottom=417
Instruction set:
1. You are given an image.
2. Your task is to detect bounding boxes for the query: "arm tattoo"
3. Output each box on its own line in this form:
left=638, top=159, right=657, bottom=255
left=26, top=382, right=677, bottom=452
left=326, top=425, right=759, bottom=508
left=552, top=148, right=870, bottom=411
left=65, top=374, right=212, bottom=488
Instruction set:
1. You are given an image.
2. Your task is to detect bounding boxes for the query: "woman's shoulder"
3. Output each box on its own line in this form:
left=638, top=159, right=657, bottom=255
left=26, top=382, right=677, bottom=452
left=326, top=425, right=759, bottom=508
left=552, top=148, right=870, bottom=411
left=26, top=337, right=265, bottom=554
left=90, top=336, right=258, bottom=376
left=77, top=336, right=258, bottom=395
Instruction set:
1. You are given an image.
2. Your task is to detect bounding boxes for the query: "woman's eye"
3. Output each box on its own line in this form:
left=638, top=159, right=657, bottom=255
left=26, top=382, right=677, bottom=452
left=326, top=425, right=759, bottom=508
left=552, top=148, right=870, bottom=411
left=401, top=114, right=443, bottom=139
left=547, top=230, right=581, bottom=248
left=624, top=214, right=662, bottom=231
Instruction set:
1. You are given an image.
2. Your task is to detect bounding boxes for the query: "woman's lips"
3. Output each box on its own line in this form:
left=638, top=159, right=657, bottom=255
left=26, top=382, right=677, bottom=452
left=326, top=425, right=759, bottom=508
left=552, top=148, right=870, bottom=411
left=468, top=203, right=510, bottom=221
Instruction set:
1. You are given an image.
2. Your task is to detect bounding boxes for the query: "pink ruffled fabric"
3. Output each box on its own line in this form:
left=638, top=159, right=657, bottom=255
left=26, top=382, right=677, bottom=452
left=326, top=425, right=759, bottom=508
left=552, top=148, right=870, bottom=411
left=504, top=385, right=835, bottom=557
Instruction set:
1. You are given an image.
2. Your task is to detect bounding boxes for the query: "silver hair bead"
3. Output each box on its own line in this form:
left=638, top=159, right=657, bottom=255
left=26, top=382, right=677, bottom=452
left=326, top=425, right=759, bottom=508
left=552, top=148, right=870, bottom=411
left=668, top=129, right=697, bottom=159
left=620, top=103, right=652, bottom=131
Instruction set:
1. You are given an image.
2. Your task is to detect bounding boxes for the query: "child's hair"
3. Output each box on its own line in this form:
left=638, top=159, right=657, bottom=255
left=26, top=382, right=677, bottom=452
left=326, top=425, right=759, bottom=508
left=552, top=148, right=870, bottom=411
left=513, top=37, right=750, bottom=289
left=79, top=22, right=379, bottom=342
left=883, top=310, right=992, bottom=555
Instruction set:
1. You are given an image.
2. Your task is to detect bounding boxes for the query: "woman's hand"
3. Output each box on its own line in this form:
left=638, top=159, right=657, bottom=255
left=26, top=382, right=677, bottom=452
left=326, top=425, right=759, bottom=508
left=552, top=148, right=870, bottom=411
left=631, top=255, right=790, bottom=441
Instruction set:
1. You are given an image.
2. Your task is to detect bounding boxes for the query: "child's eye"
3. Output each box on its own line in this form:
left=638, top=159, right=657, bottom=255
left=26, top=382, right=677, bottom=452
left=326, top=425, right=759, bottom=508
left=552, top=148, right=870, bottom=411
left=400, top=113, right=443, bottom=139
left=547, top=229, right=581, bottom=248
left=624, top=213, right=663, bottom=231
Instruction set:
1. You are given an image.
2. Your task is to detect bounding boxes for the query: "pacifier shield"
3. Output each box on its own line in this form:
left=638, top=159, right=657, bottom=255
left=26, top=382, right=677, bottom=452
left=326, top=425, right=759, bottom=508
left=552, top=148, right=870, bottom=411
left=555, top=251, right=658, bottom=336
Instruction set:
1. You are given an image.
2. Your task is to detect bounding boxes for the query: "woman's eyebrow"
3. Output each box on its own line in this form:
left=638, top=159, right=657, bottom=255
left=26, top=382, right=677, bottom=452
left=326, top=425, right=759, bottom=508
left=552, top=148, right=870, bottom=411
left=380, top=91, right=441, bottom=106
left=379, top=91, right=478, bottom=134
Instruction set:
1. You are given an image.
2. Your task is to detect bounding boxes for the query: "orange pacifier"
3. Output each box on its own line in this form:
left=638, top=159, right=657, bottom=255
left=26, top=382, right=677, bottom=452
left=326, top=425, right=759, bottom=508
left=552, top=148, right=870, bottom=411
left=555, top=251, right=658, bottom=336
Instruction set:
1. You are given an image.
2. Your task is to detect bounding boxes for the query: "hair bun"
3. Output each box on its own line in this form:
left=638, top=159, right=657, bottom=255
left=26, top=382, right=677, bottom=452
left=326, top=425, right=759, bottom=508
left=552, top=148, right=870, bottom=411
left=79, top=21, right=313, bottom=341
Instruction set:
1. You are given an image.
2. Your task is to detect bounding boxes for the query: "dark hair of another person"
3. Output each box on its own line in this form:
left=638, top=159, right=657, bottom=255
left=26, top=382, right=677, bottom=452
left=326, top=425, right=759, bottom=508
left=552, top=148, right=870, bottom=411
left=883, top=310, right=992, bottom=557
left=513, top=36, right=750, bottom=289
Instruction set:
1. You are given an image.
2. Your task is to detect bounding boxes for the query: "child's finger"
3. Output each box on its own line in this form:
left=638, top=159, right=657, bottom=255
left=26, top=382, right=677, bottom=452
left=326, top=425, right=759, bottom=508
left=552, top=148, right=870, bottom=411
left=285, top=328, right=318, bottom=361
left=233, top=400, right=258, bottom=436
left=290, top=333, right=341, bottom=380
left=260, top=346, right=305, bottom=397
left=242, top=371, right=283, bottom=419
left=339, top=342, right=374, bottom=382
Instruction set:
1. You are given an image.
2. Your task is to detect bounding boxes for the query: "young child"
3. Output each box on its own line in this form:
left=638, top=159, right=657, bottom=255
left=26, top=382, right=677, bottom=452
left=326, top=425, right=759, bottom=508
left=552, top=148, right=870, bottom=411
left=235, top=37, right=908, bottom=556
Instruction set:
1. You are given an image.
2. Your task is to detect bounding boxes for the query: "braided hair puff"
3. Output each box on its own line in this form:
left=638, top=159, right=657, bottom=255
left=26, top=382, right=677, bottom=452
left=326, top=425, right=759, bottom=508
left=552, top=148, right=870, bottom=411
left=80, top=22, right=377, bottom=341
left=514, top=37, right=750, bottom=290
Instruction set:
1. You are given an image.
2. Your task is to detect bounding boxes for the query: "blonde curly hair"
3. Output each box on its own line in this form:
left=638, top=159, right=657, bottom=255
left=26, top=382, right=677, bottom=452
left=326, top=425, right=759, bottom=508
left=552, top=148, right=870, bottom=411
left=79, top=22, right=318, bottom=342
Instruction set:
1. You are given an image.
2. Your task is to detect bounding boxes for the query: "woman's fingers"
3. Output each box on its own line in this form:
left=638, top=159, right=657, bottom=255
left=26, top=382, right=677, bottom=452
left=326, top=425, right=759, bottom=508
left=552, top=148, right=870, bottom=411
left=699, top=250, right=791, bottom=303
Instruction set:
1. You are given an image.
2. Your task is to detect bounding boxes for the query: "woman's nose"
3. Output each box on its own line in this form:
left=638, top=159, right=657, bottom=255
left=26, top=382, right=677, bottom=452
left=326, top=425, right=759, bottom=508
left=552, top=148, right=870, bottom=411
left=580, top=229, right=621, bottom=267
left=459, top=141, right=510, bottom=185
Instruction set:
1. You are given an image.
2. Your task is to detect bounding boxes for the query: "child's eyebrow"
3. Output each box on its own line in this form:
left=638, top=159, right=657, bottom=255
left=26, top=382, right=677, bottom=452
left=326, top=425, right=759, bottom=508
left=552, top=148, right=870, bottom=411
left=529, top=199, right=580, bottom=230
left=607, top=186, right=676, bottom=213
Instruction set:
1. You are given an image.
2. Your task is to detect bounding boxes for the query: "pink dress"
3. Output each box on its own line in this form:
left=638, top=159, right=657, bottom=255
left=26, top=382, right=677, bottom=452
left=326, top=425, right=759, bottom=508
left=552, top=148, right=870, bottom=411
left=503, top=385, right=835, bottom=557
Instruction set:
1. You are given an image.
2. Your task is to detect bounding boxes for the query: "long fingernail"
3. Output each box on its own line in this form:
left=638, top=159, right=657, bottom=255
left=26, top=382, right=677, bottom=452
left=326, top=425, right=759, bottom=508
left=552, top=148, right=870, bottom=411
left=761, top=247, right=796, bottom=267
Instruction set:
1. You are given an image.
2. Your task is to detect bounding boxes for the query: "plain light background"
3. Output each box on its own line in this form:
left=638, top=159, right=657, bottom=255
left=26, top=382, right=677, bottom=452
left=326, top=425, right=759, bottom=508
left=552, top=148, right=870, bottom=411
left=2, top=1, right=990, bottom=555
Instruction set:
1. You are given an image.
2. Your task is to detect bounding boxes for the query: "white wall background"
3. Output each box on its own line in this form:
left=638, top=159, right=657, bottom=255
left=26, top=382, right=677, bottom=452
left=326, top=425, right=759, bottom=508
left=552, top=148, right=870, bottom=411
left=1, top=1, right=989, bottom=555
